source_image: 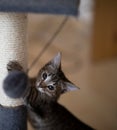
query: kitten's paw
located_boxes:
[7,61,24,72]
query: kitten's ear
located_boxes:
[62,82,80,93]
[51,52,61,68]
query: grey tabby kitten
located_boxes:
[7,53,94,130]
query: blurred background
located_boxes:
[27,0,117,129]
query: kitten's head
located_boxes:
[36,53,79,102]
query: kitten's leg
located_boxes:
[7,61,24,72]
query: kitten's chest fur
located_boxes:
[28,101,93,130]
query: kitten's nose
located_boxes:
[39,81,46,88]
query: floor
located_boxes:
[27,14,117,130]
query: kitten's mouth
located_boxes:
[36,85,51,96]
[36,85,44,91]
[36,82,45,93]
[38,88,45,93]
[36,82,40,88]
[36,81,43,89]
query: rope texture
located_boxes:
[0,13,27,107]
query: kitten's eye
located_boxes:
[48,85,54,91]
[42,72,47,80]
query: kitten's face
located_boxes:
[36,53,79,101]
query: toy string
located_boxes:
[27,16,69,73]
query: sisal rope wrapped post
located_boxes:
[0,13,27,130]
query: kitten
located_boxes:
[7,53,94,130]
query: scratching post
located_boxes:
[0,13,27,106]
[0,13,28,130]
